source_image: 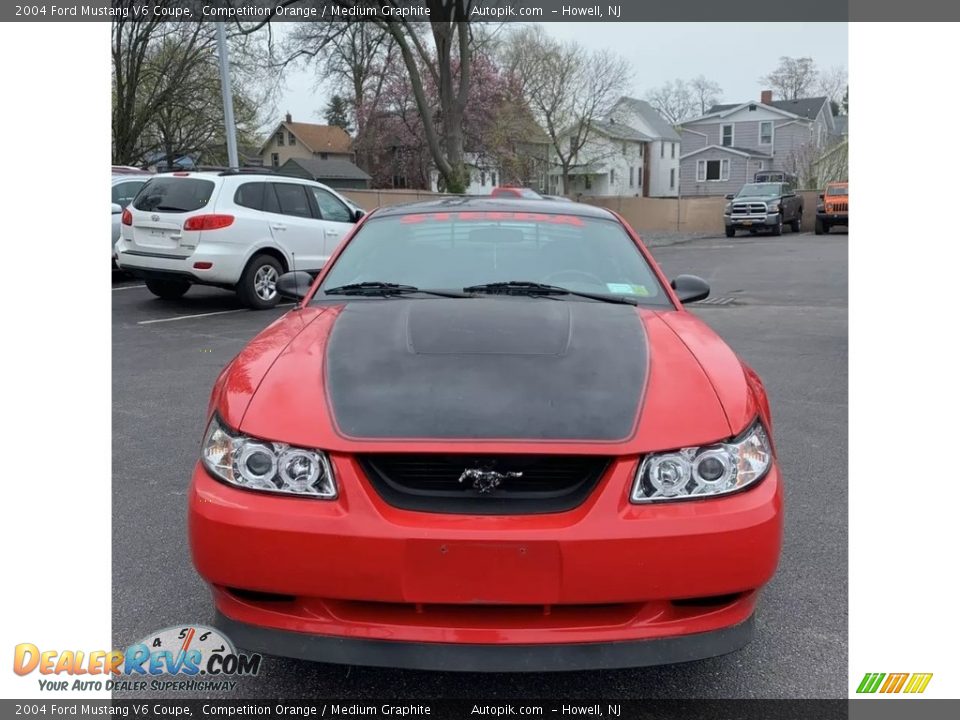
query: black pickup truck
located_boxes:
[724,179,804,237]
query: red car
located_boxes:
[189,198,783,671]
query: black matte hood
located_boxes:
[325,298,649,441]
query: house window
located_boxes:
[629,167,634,187]
[639,144,644,159]
[758,160,765,171]
[288,132,296,145]
[671,143,676,159]
[610,169,615,185]
[670,168,675,189]
[759,121,773,145]
[721,125,734,147]
[480,171,486,186]
[491,172,496,186]
[660,142,664,158]
[276,131,284,147]
[270,153,279,167]
[696,158,729,181]
[585,175,592,190]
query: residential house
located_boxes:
[678,91,838,196]
[548,97,681,198]
[259,113,356,168]
[279,157,371,189]
[429,154,507,195]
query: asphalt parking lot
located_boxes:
[112,230,847,699]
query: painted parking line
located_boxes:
[136,303,294,326]
[112,284,147,291]
[137,308,248,325]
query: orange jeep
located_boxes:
[816,181,848,234]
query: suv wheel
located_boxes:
[238,254,283,309]
[771,215,783,236]
[815,218,827,235]
[145,278,190,300]
[790,212,802,233]
[725,226,736,238]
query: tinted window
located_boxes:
[273,183,313,218]
[112,180,145,207]
[319,212,670,306]
[310,187,352,223]
[234,182,265,210]
[133,178,214,213]
[827,185,848,196]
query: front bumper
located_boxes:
[725,213,779,229]
[189,457,782,666]
[817,212,848,225]
[214,608,756,672]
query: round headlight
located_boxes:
[235,442,278,490]
[277,448,335,497]
[692,449,734,488]
[647,454,691,496]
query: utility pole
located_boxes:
[215,22,239,169]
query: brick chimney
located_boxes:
[285,112,292,123]
[760,90,773,105]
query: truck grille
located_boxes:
[732,202,767,216]
[359,454,610,515]
[827,202,848,213]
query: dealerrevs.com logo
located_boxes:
[13,624,261,693]
[856,672,933,694]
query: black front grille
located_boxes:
[359,455,610,515]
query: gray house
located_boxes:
[678,91,838,196]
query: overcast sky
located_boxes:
[272,22,848,126]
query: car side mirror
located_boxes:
[818,193,825,200]
[671,274,710,304]
[724,193,735,200]
[276,271,314,301]
[111,203,123,214]
[351,208,364,223]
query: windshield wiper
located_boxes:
[463,281,638,305]
[323,282,468,298]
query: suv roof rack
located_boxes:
[155,166,279,176]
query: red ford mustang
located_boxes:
[189,198,783,671]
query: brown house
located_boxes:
[259,113,355,168]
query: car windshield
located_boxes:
[827,185,848,196]
[737,183,781,197]
[317,211,670,306]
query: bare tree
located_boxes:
[760,56,819,101]
[689,75,722,116]
[112,4,274,166]
[645,79,696,124]
[273,2,480,193]
[503,26,631,194]
[816,65,848,111]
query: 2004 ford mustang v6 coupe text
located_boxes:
[189,198,783,671]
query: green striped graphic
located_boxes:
[856,672,886,693]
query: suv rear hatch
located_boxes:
[125,176,218,257]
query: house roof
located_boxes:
[280,157,371,182]
[594,119,653,142]
[259,121,353,155]
[612,97,682,141]
[707,96,829,121]
[680,145,773,161]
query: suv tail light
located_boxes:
[121,208,132,226]
[184,214,235,231]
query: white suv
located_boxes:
[115,171,363,308]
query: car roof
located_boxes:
[371,196,617,220]
[111,174,150,183]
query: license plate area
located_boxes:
[403,540,561,604]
